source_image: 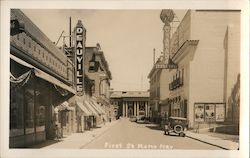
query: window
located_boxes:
[34,46,36,51]
[23,38,26,44]
[24,82,35,134]
[29,42,31,48]
[10,87,24,137]
[17,34,19,40]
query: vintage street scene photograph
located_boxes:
[9,9,240,150]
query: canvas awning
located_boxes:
[89,98,106,115]
[55,101,74,113]
[77,101,92,116]
[10,55,76,94]
[84,100,99,116]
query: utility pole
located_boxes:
[69,16,72,47]
[153,48,156,65]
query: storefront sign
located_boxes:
[194,104,204,122]
[75,21,84,95]
[215,104,225,122]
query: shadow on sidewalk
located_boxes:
[145,125,163,131]
[29,139,63,148]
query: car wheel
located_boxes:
[174,125,183,134]
[179,132,185,137]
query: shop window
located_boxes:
[10,87,24,137]
[36,87,46,132]
[24,82,35,134]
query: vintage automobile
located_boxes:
[129,116,137,122]
[164,117,188,137]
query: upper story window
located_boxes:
[23,38,25,44]
[169,68,184,91]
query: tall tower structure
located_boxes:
[160,10,175,62]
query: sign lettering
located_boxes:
[75,23,84,95]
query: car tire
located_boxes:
[174,125,183,134]
[179,132,185,137]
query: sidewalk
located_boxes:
[31,120,119,149]
[186,131,239,150]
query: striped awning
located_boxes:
[84,100,99,116]
[89,98,106,115]
[55,101,74,113]
[77,102,92,116]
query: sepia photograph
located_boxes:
[0,0,249,158]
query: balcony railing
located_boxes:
[169,77,183,91]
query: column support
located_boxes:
[122,101,125,117]
[137,101,139,116]
[133,101,136,116]
[125,102,128,117]
[145,101,148,117]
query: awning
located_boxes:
[89,98,106,115]
[84,100,99,116]
[77,102,92,116]
[55,101,74,113]
[10,55,76,94]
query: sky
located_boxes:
[22,9,186,91]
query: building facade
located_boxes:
[85,44,114,122]
[110,91,150,118]
[149,10,240,129]
[10,9,76,147]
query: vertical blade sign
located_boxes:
[75,20,85,95]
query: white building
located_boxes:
[159,10,240,128]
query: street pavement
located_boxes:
[31,118,233,150]
[83,118,222,150]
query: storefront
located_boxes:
[54,101,74,138]
[10,56,75,147]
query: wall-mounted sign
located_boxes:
[75,20,85,95]
[155,58,178,69]
[155,63,178,69]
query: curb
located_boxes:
[186,134,230,150]
[79,120,119,149]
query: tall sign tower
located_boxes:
[75,20,86,96]
[160,9,175,62]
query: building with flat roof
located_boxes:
[110,91,150,118]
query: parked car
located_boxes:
[164,117,188,137]
[136,116,145,123]
[129,116,137,122]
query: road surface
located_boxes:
[82,118,222,150]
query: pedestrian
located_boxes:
[54,124,61,140]
[103,117,106,125]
